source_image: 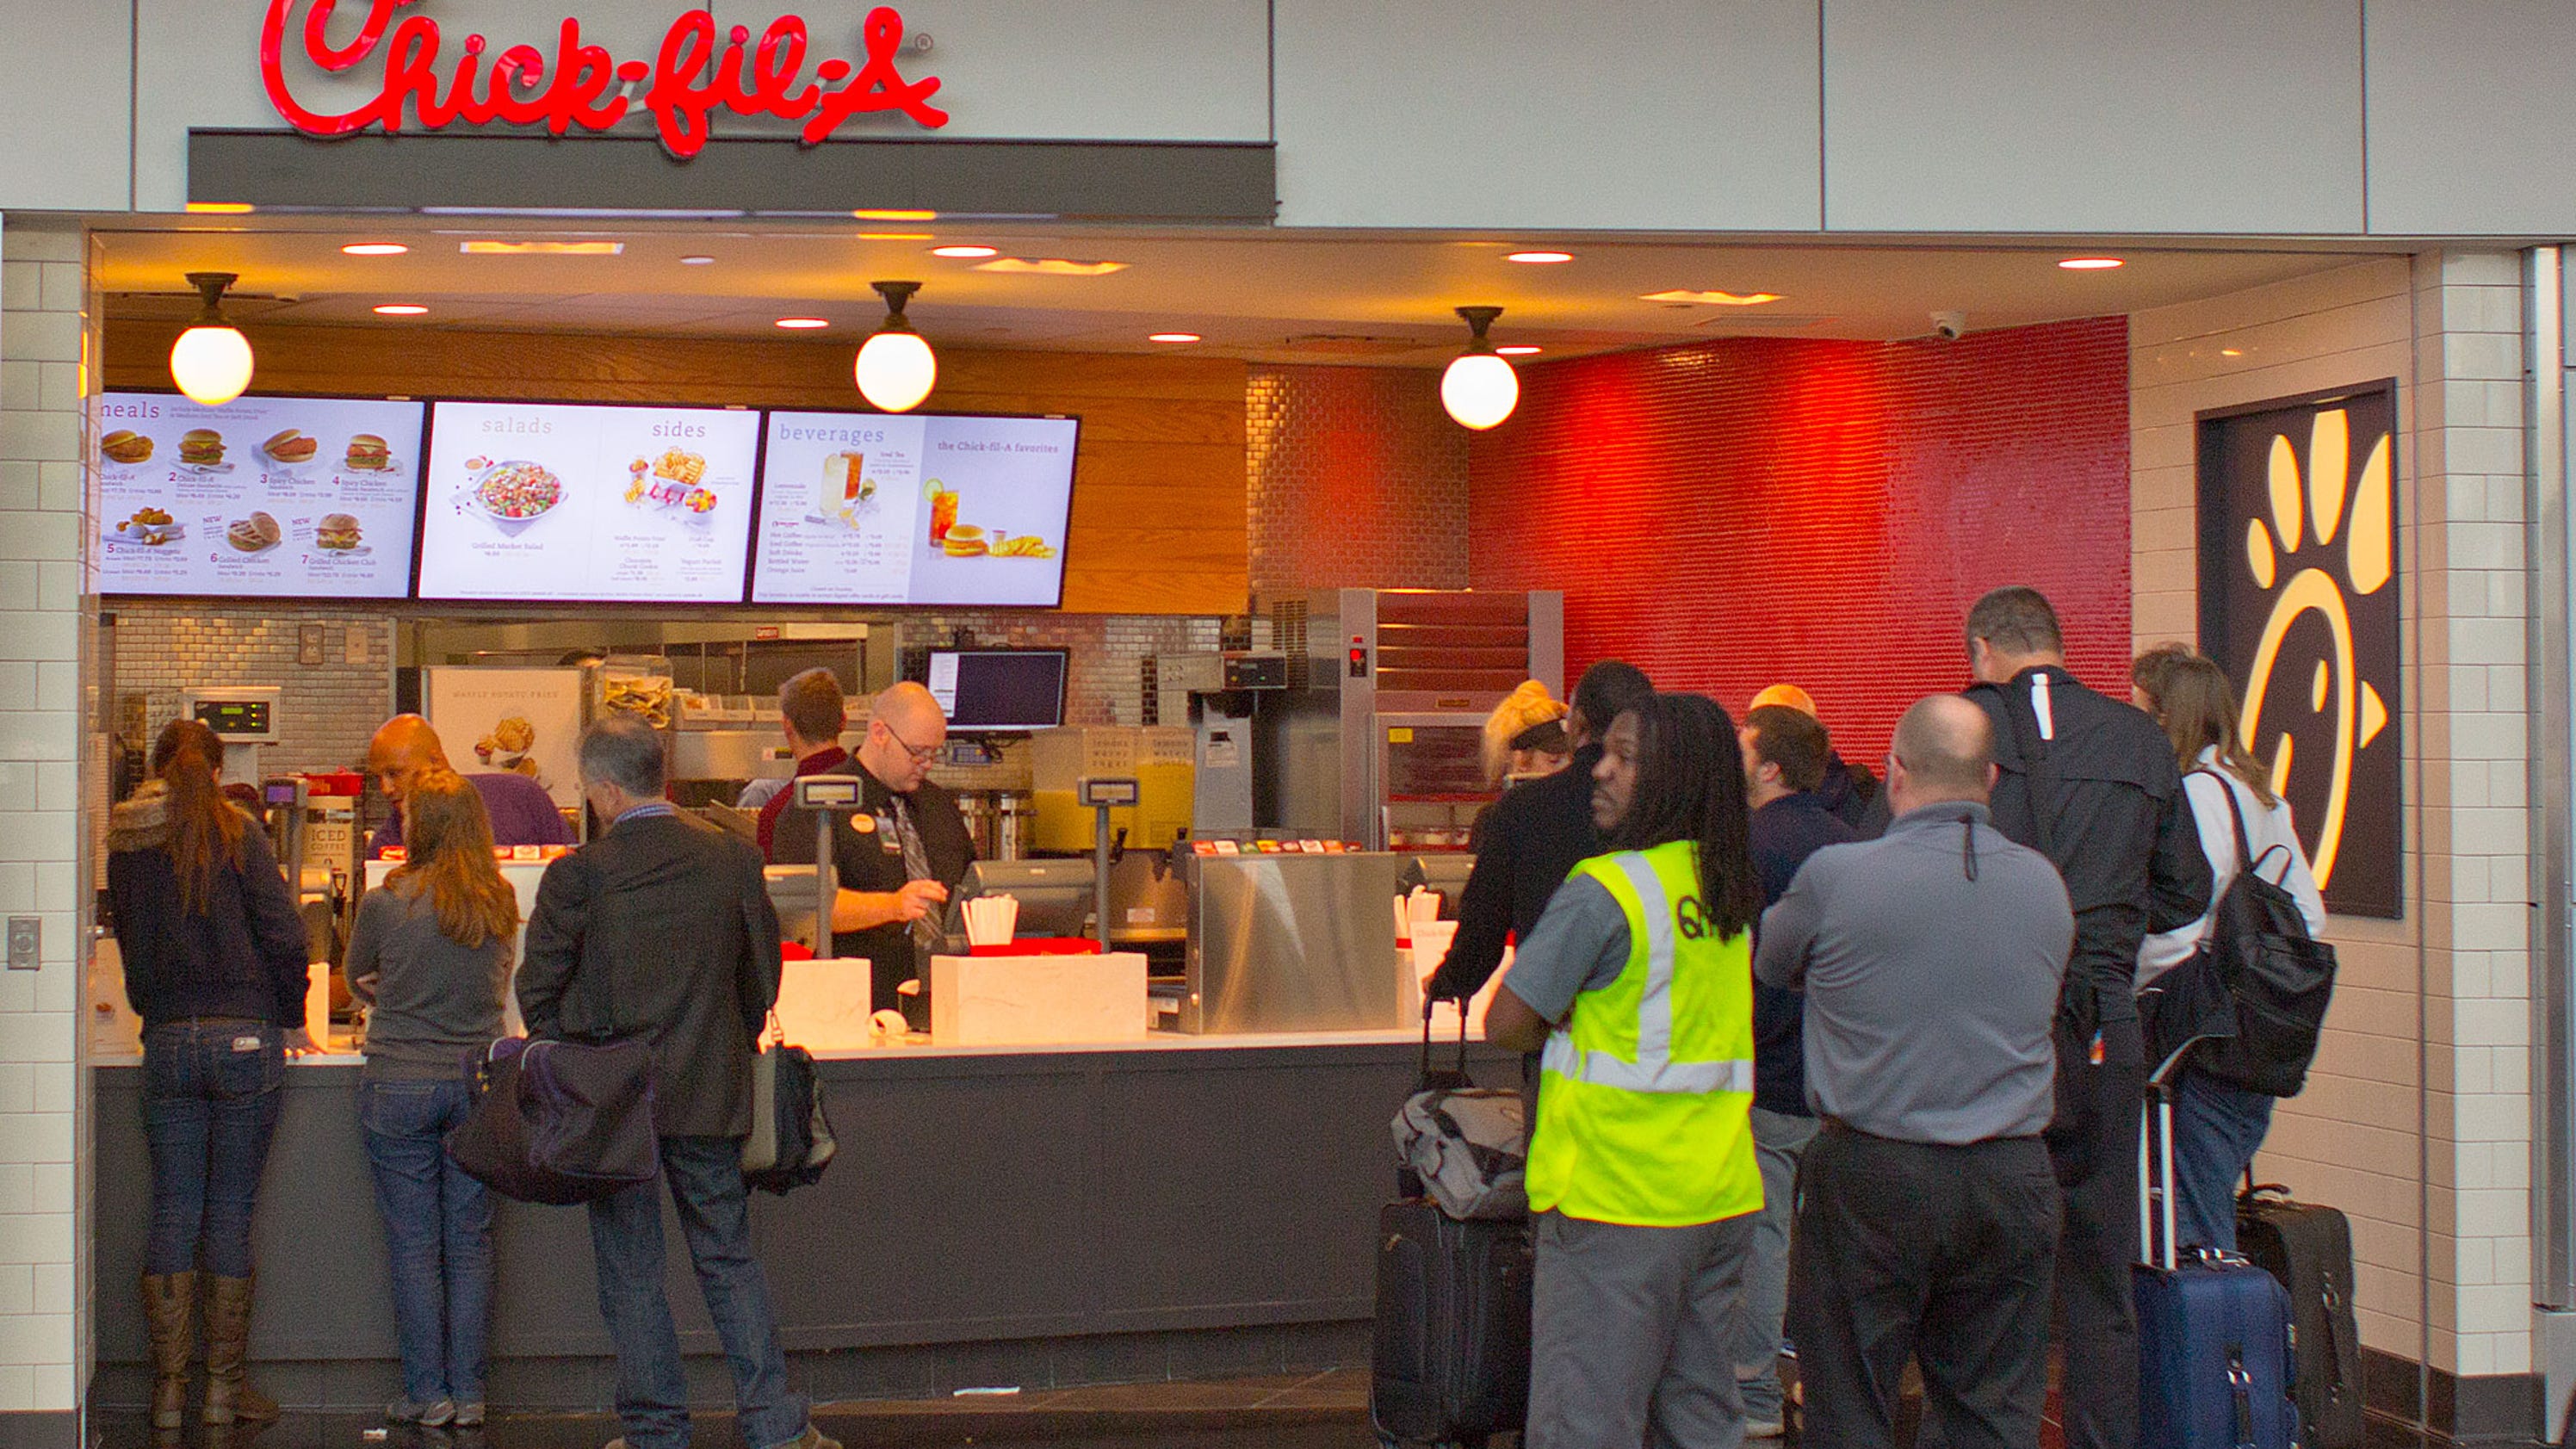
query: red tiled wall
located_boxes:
[1249,364,1472,592]
[1469,317,2131,763]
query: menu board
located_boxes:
[95,393,424,598]
[415,401,760,604]
[750,412,1079,606]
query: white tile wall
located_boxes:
[0,217,92,1413]
[2129,251,2535,1377]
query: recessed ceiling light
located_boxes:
[1495,344,1542,356]
[184,202,255,214]
[932,245,1000,259]
[854,209,938,221]
[2220,348,2244,357]
[342,242,409,257]
[972,257,1128,276]
[1148,332,1202,344]
[679,254,716,265]
[460,239,624,256]
[2058,257,2125,270]
[372,303,429,316]
[1505,251,1574,264]
[1638,289,1781,306]
[856,232,937,241]
[775,317,830,330]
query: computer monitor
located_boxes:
[924,648,1068,732]
[940,858,1097,949]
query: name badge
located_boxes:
[232,1035,262,1052]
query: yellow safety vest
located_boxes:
[1526,841,1762,1228]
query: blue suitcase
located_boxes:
[2134,1087,2298,1449]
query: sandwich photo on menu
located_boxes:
[344,433,393,471]
[101,430,153,465]
[262,429,319,465]
[177,430,226,469]
[316,514,363,551]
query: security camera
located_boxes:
[1930,311,1966,342]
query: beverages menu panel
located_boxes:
[750,412,1078,606]
[415,401,761,604]
[96,393,425,598]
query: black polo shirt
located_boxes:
[769,760,975,1012]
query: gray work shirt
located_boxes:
[1500,874,1630,1023]
[1752,802,2071,1144]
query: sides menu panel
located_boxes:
[96,393,424,598]
[417,401,760,604]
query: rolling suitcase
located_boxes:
[1371,1012,1533,1449]
[1370,1200,1533,1448]
[2239,1179,2365,1449]
[2133,1086,2298,1449]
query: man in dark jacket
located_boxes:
[771,681,975,1018]
[1957,586,2211,1449]
[1750,684,1884,834]
[1425,659,1657,1006]
[1733,704,1856,1435]
[518,717,836,1449]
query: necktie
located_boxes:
[890,795,938,964]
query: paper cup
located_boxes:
[305,962,332,1050]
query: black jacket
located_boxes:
[518,810,783,1138]
[105,783,309,1029]
[1964,666,2212,1029]
[1428,745,1605,1001]
[1749,791,1857,1118]
[1813,752,1885,835]
[769,762,975,1012]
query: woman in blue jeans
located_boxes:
[347,769,518,1429]
[107,719,315,1438]
[2133,651,2328,1250]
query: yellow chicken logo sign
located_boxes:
[2232,405,2396,893]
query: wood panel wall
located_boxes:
[102,321,1250,616]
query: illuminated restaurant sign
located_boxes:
[259,0,949,159]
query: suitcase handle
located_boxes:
[1416,1006,1472,1093]
[2139,1086,2180,1271]
[2229,1354,2256,1449]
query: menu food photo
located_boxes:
[752,412,1078,605]
[95,393,424,598]
[415,400,760,603]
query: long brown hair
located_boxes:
[151,718,245,916]
[2152,654,2280,809]
[385,770,520,949]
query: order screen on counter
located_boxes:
[95,393,426,598]
[749,411,1079,606]
[415,400,760,604]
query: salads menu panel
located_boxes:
[750,412,1078,606]
[95,393,424,598]
[415,401,761,604]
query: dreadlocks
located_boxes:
[1607,692,1762,940]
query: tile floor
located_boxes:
[84,1368,2513,1449]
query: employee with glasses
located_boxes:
[769,680,976,1019]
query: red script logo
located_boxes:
[260,0,949,159]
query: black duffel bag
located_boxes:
[445,1037,660,1204]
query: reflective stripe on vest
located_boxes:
[1541,851,1756,1095]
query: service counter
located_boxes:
[89,1028,1521,1412]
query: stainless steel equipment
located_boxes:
[1158,651,1288,833]
[1177,850,1407,1034]
[1253,589,1563,851]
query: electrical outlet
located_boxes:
[6,917,37,970]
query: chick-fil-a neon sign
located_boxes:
[260,0,949,160]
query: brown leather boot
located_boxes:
[140,1272,195,1434]
[200,1273,260,1426]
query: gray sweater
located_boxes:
[348,886,512,1081]
[1753,802,2072,1144]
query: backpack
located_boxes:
[741,1019,837,1195]
[2142,771,2338,1096]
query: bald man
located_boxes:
[363,714,575,859]
[769,682,975,1014]
[1755,696,2073,1449]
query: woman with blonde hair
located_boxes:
[2133,651,2328,1253]
[346,768,520,1429]
[1483,679,1572,788]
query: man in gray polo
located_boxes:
[1752,695,2073,1449]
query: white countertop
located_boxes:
[93,1025,1486,1067]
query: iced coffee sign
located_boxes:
[261,0,947,158]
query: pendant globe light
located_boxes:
[854,280,936,412]
[169,272,255,406]
[1440,306,1518,430]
